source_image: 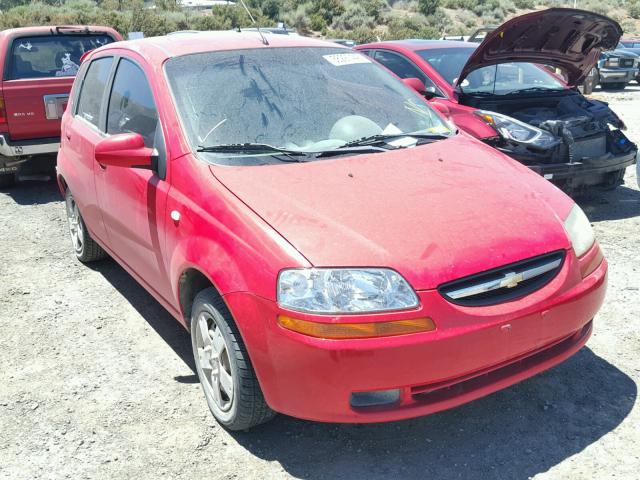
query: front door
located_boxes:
[94,57,172,303]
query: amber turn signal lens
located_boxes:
[580,246,604,278]
[277,315,435,339]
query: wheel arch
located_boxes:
[56,172,68,197]
[178,267,224,326]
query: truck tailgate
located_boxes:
[2,77,73,141]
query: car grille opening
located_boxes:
[438,250,565,307]
[619,58,635,68]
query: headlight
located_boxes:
[475,110,559,148]
[277,268,419,314]
[564,204,595,257]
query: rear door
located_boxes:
[2,32,115,141]
[63,55,115,244]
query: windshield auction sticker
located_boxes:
[323,53,371,66]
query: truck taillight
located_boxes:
[0,96,7,125]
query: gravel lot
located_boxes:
[1,86,639,480]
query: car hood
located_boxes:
[603,49,639,59]
[211,135,573,291]
[457,8,622,88]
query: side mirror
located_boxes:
[431,101,452,119]
[402,77,426,95]
[423,86,438,100]
[402,77,438,100]
[95,133,154,169]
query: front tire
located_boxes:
[64,189,107,262]
[190,288,275,431]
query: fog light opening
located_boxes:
[350,389,401,408]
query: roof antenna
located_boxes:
[239,0,269,45]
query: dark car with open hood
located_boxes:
[357,8,638,195]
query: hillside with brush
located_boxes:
[0,1,638,40]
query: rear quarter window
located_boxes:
[6,34,114,80]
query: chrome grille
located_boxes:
[438,251,565,306]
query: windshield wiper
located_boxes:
[502,87,565,96]
[341,133,449,148]
[313,145,392,158]
[196,143,310,161]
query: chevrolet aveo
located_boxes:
[57,32,607,430]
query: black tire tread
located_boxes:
[193,288,275,430]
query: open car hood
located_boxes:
[456,8,622,88]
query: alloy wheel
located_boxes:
[194,312,234,412]
[65,194,84,254]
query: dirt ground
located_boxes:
[1,86,639,480]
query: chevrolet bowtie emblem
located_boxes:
[499,271,524,289]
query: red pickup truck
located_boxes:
[0,26,121,187]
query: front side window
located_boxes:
[76,57,114,128]
[7,34,114,80]
[417,47,565,94]
[165,47,453,166]
[373,50,442,96]
[107,59,158,148]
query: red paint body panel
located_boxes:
[212,134,574,290]
[56,32,607,423]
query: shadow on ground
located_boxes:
[578,185,640,222]
[89,257,637,480]
[88,259,197,380]
[0,177,60,205]
[232,349,635,480]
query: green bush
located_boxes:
[418,0,439,16]
[332,4,375,30]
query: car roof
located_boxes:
[94,30,346,62]
[0,25,117,37]
[359,39,476,51]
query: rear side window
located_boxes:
[7,34,113,80]
[76,57,114,128]
[107,59,158,148]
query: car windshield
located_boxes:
[8,34,114,80]
[416,47,565,95]
[165,47,453,165]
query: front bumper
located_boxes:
[224,247,607,423]
[598,68,637,84]
[526,150,637,185]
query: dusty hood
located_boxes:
[211,135,573,291]
[457,8,622,88]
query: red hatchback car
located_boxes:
[57,31,607,430]
[356,9,638,195]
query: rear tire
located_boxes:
[0,173,16,189]
[64,189,107,262]
[190,288,275,431]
